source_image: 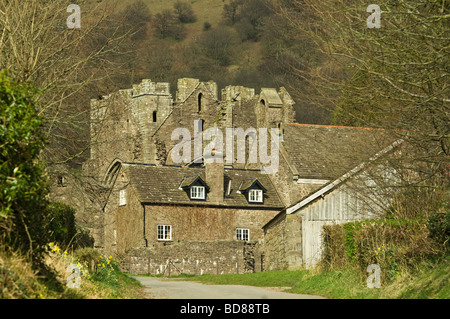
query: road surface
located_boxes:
[133,276,325,299]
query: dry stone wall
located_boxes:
[121,241,261,275]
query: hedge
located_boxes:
[322,216,447,281]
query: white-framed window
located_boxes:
[119,189,126,206]
[248,189,263,203]
[157,225,172,241]
[190,185,205,199]
[236,228,250,241]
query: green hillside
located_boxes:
[86,0,329,124]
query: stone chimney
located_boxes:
[205,148,224,205]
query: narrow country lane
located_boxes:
[133,276,326,299]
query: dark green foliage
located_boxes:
[324,218,441,283]
[0,70,45,218]
[44,202,77,249]
[0,70,84,265]
[72,227,95,249]
[235,18,259,42]
[0,70,48,260]
[321,224,347,269]
[342,222,363,263]
[427,212,450,250]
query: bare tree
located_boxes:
[0,0,131,166]
[0,0,141,243]
[276,0,449,216]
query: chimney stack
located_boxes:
[205,147,224,204]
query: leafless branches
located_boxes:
[276,0,449,216]
[0,0,132,166]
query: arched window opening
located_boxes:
[198,93,203,112]
[104,160,122,186]
[153,111,157,122]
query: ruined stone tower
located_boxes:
[85,78,295,181]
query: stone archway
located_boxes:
[103,158,123,187]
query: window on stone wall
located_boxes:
[119,189,126,206]
[236,228,250,241]
[198,93,203,112]
[157,225,172,241]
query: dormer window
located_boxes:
[249,189,263,203]
[238,177,266,204]
[179,174,209,201]
[190,185,205,200]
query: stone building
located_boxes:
[262,124,400,269]
[104,161,284,274]
[51,78,398,274]
[58,78,296,274]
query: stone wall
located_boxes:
[262,215,287,271]
[121,240,261,275]
[284,214,303,269]
[262,213,303,271]
[144,204,278,247]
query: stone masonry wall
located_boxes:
[144,205,278,247]
[121,240,261,275]
[262,216,288,271]
[263,213,303,271]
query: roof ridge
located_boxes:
[122,162,157,166]
[282,122,386,131]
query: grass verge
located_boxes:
[0,245,145,299]
[177,257,449,299]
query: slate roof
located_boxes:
[179,174,207,189]
[238,178,267,192]
[121,163,284,208]
[281,123,395,180]
[238,178,258,191]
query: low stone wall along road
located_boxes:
[133,276,326,299]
